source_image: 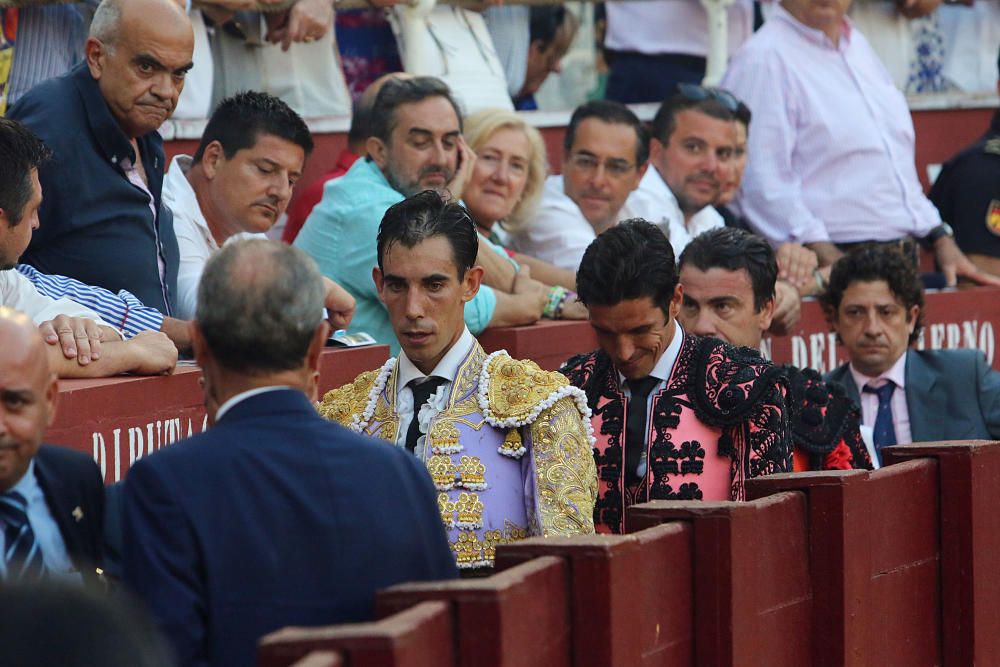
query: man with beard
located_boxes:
[296,76,544,352]
[7,0,195,316]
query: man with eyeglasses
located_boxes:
[720,0,1000,288]
[506,100,648,272]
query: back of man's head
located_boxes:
[196,239,326,375]
[0,584,173,667]
[376,190,478,279]
[368,76,463,146]
[679,228,777,311]
[651,86,746,145]
[577,218,678,313]
[193,91,313,164]
[0,119,50,226]
[563,100,649,166]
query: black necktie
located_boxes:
[863,382,898,465]
[405,377,446,453]
[0,490,45,581]
[625,376,660,486]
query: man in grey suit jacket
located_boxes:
[822,245,1000,465]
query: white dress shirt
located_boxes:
[162,155,266,320]
[848,350,912,446]
[618,322,685,478]
[605,0,754,58]
[721,5,941,246]
[214,386,294,423]
[394,327,476,458]
[506,175,597,271]
[0,461,77,581]
[620,167,725,256]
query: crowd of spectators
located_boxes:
[0,0,999,664]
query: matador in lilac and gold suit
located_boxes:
[320,338,599,570]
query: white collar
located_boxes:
[214,386,294,422]
[397,327,476,389]
[617,320,685,387]
[164,154,221,250]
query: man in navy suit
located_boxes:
[823,245,1000,465]
[0,306,104,584]
[122,239,457,667]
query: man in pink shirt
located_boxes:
[823,245,1000,465]
[721,0,998,288]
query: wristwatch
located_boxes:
[922,223,954,248]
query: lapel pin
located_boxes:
[72,506,84,522]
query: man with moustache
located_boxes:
[162,90,352,325]
[320,191,597,569]
[561,220,791,534]
[506,100,648,272]
[8,0,194,316]
[678,227,872,471]
[824,245,1000,466]
[296,76,541,351]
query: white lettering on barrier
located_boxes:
[93,414,209,477]
[790,319,997,372]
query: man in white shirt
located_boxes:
[162,91,355,325]
[721,0,997,287]
[0,118,177,378]
[507,100,648,271]
[620,85,734,257]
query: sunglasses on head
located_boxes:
[676,83,751,124]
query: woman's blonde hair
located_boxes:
[463,108,548,232]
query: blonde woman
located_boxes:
[464,109,584,319]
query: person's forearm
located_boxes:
[514,253,576,290]
[805,241,844,267]
[488,291,543,328]
[476,242,517,292]
[160,317,192,353]
[46,339,147,378]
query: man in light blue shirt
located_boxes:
[0,307,105,584]
[295,76,507,352]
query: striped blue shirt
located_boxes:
[17,264,164,339]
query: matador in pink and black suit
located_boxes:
[561,333,791,534]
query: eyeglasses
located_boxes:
[566,153,636,178]
[676,83,751,124]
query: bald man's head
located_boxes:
[0,308,58,492]
[86,0,194,138]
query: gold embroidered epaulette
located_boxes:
[318,369,380,426]
[478,350,593,431]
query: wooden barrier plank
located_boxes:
[746,459,942,667]
[288,652,342,667]
[628,493,811,667]
[477,320,597,371]
[257,601,452,667]
[884,441,1000,666]
[493,523,693,667]
[47,345,389,483]
[375,556,571,667]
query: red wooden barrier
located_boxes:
[493,524,693,667]
[883,441,1000,666]
[375,556,571,667]
[477,319,597,372]
[49,345,389,483]
[745,459,942,667]
[257,601,452,667]
[627,492,812,667]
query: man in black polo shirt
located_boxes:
[7,0,194,315]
